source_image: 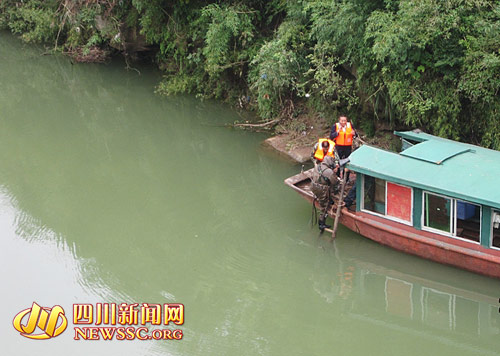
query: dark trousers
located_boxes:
[344,185,356,207]
[336,145,352,159]
[336,145,352,180]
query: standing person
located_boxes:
[329,115,357,159]
[311,138,336,164]
[311,155,339,232]
[330,115,357,181]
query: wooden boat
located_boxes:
[285,130,500,279]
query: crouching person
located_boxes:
[311,155,339,232]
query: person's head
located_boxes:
[323,155,335,169]
[321,140,330,153]
[339,116,348,127]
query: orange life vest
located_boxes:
[334,122,354,146]
[314,138,335,161]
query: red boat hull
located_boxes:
[285,169,500,279]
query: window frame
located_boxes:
[360,175,413,227]
[422,191,454,236]
[491,210,500,250]
[421,191,482,244]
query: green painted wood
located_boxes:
[356,173,362,212]
[481,207,492,248]
[413,188,422,230]
[400,140,470,164]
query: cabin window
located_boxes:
[455,200,480,243]
[492,210,500,249]
[424,193,452,233]
[363,176,386,215]
[362,176,413,224]
[423,192,481,243]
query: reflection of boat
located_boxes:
[285,130,500,279]
[346,252,500,352]
[310,236,500,353]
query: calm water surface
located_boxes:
[1,32,500,356]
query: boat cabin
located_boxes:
[347,130,500,250]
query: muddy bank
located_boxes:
[263,125,399,164]
[263,135,313,164]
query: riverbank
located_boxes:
[261,112,400,164]
[2,0,499,152]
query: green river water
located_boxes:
[1,32,500,356]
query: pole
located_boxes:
[331,169,348,241]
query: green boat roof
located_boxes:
[347,130,500,209]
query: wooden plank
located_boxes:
[331,172,348,240]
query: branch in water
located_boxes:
[233,118,279,128]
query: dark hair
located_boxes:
[321,141,330,149]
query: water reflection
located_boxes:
[309,235,500,354]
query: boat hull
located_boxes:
[285,169,500,279]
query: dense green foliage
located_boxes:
[1,0,499,148]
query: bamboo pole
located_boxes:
[331,170,348,241]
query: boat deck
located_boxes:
[285,168,356,217]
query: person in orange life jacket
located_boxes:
[329,116,357,159]
[330,116,357,181]
[311,138,336,164]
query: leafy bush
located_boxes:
[248,18,308,119]
[6,0,59,43]
[2,0,499,149]
[201,3,255,77]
